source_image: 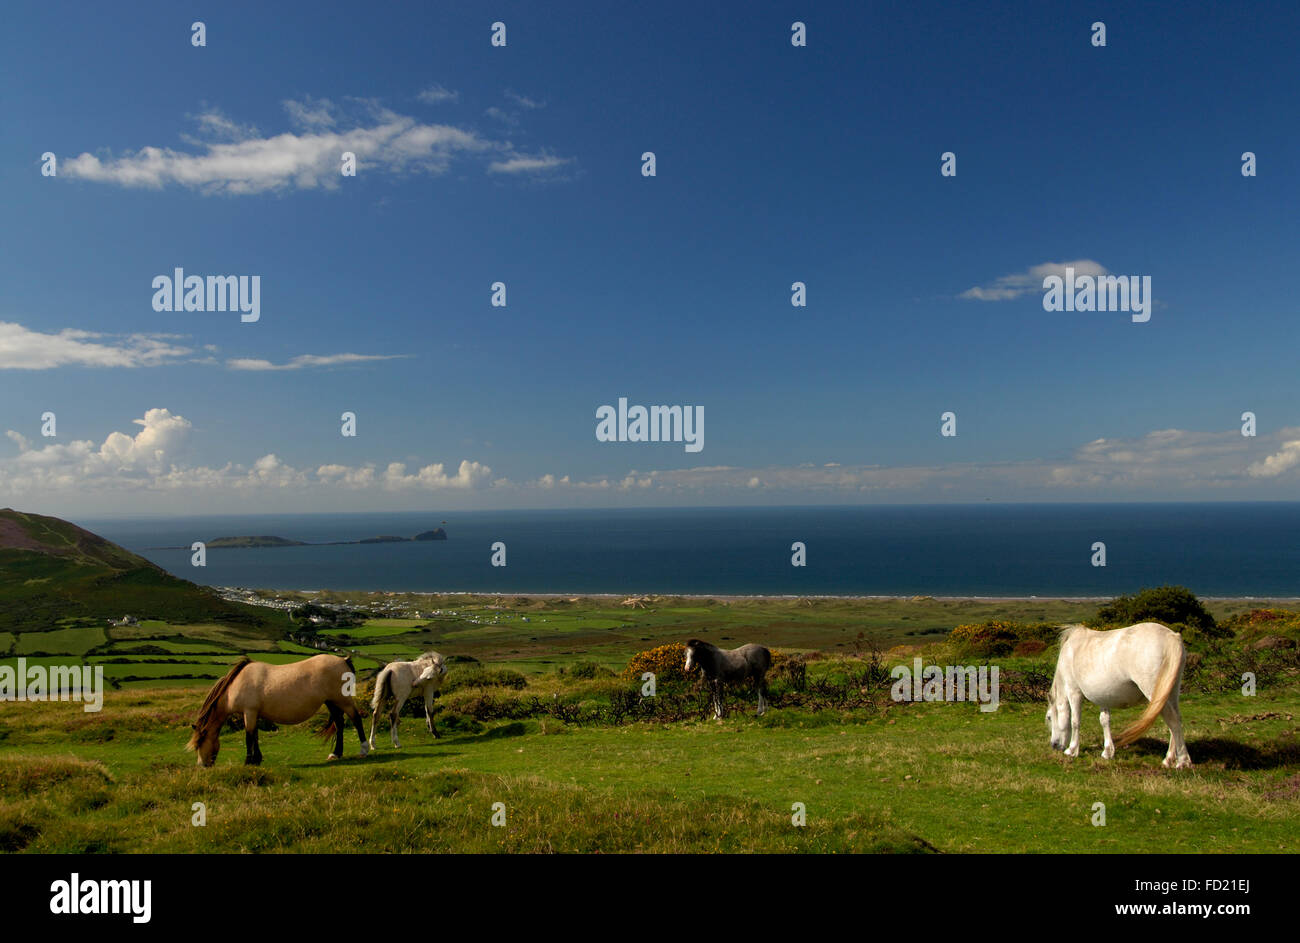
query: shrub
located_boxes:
[564,661,613,680]
[1012,639,1047,657]
[623,643,690,684]
[441,667,527,693]
[1219,608,1300,647]
[768,653,807,691]
[948,620,1056,658]
[1093,585,1224,637]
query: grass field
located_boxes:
[1,594,1298,853]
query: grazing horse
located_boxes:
[187,654,370,766]
[684,639,772,719]
[1047,622,1191,768]
[368,651,448,750]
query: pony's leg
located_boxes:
[1100,709,1115,759]
[715,681,725,720]
[346,700,369,757]
[367,696,380,750]
[424,690,440,738]
[755,678,768,716]
[391,693,406,748]
[1160,697,1192,769]
[1064,691,1083,757]
[243,709,262,765]
[326,703,346,760]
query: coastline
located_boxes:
[229,588,1300,604]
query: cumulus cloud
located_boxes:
[517,427,1300,498]
[1248,439,1300,478]
[961,260,1108,301]
[4,409,193,489]
[6,409,1296,507]
[0,409,495,498]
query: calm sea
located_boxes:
[81,504,1300,598]
[81,499,1300,595]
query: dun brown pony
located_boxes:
[187,654,370,766]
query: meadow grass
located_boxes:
[2,594,1297,853]
[1,677,1295,853]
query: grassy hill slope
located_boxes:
[0,509,273,632]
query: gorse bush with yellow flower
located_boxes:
[622,643,691,684]
[947,620,1058,658]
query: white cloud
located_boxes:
[488,153,570,174]
[62,101,495,194]
[0,322,192,369]
[1248,439,1300,478]
[501,91,543,109]
[186,108,260,142]
[382,460,493,490]
[0,409,495,498]
[226,353,408,371]
[516,427,1299,498]
[6,409,1295,507]
[417,85,459,105]
[282,96,337,130]
[504,90,544,109]
[961,260,1108,301]
[1,321,408,373]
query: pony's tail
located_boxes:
[187,657,252,751]
[321,657,363,741]
[1116,636,1184,749]
[371,665,392,712]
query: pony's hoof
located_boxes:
[327,753,339,761]
[359,744,371,758]
[1102,748,1115,759]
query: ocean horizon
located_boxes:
[79,503,1300,598]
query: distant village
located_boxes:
[213,586,536,636]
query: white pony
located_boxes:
[368,651,448,750]
[1047,622,1191,768]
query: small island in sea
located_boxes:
[207,536,309,548]
[159,527,447,550]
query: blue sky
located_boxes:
[2,0,1298,515]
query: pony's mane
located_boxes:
[187,657,252,750]
[1057,624,1089,644]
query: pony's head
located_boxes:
[187,657,250,767]
[422,651,447,676]
[188,721,221,767]
[684,639,702,673]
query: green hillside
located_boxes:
[0,509,273,632]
